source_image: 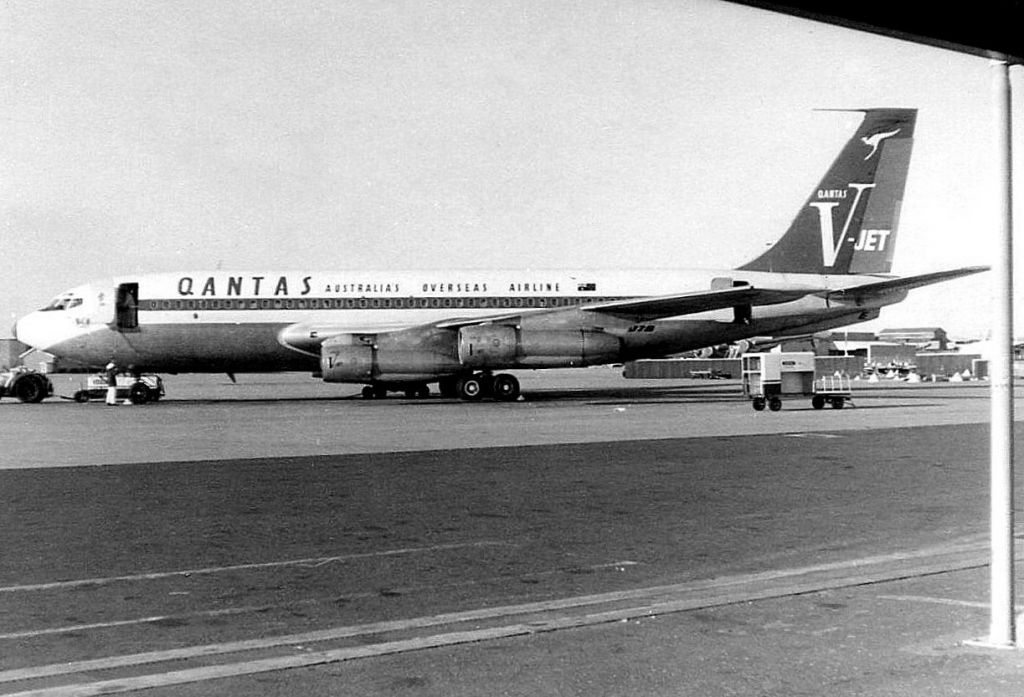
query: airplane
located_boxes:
[14,108,986,402]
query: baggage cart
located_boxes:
[742,352,850,411]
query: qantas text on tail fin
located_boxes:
[14,108,986,401]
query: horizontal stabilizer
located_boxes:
[828,266,988,299]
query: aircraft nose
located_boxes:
[12,312,46,351]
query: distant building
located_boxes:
[0,340,65,372]
[823,331,877,343]
[0,339,30,370]
[876,327,948,351]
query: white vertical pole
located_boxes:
[987,58,1016,648]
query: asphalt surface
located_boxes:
[1,372,1023,695]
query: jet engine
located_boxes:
[458,325,621,369]
[319,331,461,383]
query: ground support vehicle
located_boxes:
[810,375,852,410]
[71,374,165,405]
[742,352,850,411]
[0,367,54,403]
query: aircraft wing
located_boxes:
[580,285,823,321]
[827,266,988,299]
[433,285,822,329]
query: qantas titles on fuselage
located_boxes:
[175,275,566,297]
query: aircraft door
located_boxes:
[115,283,140,331]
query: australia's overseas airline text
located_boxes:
[176,276,565,297]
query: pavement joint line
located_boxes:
[0,539,996,692]
[0,541,510,594]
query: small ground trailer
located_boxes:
[70,374,165,405]
[810,374,853,409]
[741,352,851,411]
[0,367,54,403]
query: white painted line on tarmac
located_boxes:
[0,613,669,697]
[0,540,993,694]
[0,559,638,642]
[0,540,510,594]
[877,594,1024,611]
[0,604,290,641]
[0,560,647,684]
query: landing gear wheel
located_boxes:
[457,376,484,401]
[768,397,782,412]
[831,398,845,409]
[811,395,825,410]
[752,397,766,411]
[404,384,430,399]
[129,383,150,405]
[361,385,382,400]
[492,374,520,401]
[74,391,89,403]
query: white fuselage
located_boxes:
[14,268,895,377]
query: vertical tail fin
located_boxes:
[738,108,916,275]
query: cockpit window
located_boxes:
[40,295,83,312]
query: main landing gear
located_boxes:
[361,373,521,402]
[443,373,520,402]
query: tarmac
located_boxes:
[166,562,1024,697]
[1,370,1023,696]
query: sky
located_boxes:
[2,0,1021,340]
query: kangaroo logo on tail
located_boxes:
[861,128,901,160]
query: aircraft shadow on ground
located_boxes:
[36,380,990,407]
